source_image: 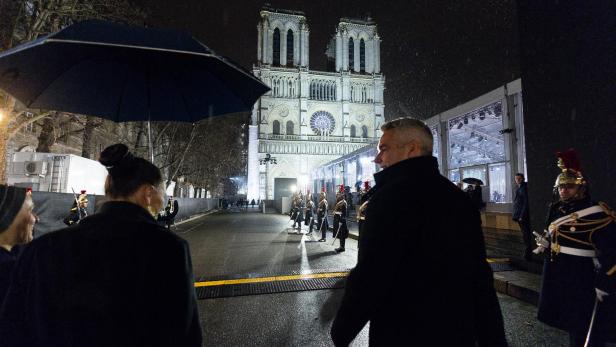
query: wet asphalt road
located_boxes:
[175,208,567,346]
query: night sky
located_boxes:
[133,0,520,119]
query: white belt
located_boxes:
[334,212,342,215]
[553,244,596,257]
[551,205,604,229]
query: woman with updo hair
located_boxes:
[0,144,202,347]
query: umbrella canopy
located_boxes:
[462,177,484,185]
[0,20,269,122]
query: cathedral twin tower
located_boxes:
[247,6,385,201]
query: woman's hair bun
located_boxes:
[99,143,132,168]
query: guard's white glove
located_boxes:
[532,231,549,254]
[596,288,609,302]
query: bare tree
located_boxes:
[0,0,146,181]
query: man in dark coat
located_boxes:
[512,173,533,260]
[535,149,616,346]
[0,201,202,346]
[331,117,506,346]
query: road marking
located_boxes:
[194,272,350,287]
[487,258,509,263]
[194,258,510,288]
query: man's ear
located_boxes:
[406,140,419,157]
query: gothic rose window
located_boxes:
[310,111,335,135]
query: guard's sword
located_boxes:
[583,297,599,347]
[331,216,343,246]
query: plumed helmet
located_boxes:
[554,149,586,188]
[336,184,345,199]
[363,181,371,191]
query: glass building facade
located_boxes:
[313,79,525,213]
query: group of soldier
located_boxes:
[288,182,373,253]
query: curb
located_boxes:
[493,277,539,306]
[175,209,219,226]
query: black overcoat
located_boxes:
[331,156,506,346]
[512,182,529,221]
[0,201,202,347]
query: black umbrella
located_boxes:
[462,177,484,185]
[0,20,270,161]
[0,20,269,122]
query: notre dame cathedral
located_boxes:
[247,6,385,201]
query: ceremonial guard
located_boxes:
[314,190,329,242]
[63,190,88,226]
[158,196,179,230]
[304,194,315,234]
[333,185,349,252]
[534,149,616,346]
[292,193,304,231]
[357,181,374,235]
[290,193,299,223]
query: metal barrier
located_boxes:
[30,191,217,237]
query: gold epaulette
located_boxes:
[599,201,616,221]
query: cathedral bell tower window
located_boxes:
[273,120,281,134]
[287,29,294,67]
[348,37,354,71]
[273,28,281,66]
[360,39,366,73]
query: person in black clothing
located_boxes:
[512,173,533,260]
[0,186,36,302]
[534,149,616,346]
[357,181,373,235]
[0,144,202,347]
[313,191,329,241]
[304,194,314,235]
[331,117,506,346]
[332,186,349,253]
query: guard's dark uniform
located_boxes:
[63,206,87,226]
[357,184,374,235]
[538,199,616,343]
[292,198,304,230]
[304,199,314,229]
[333,195,348,252]
[314,193,329,241]
[535,149,616,345]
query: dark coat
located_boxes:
[537,198,616,340]
[331,156,506,346]
[0,201,202,347]
[333,200,349,240]
[0,246,21,303]
[512,182,529,221]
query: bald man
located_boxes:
[331,117,506,346]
